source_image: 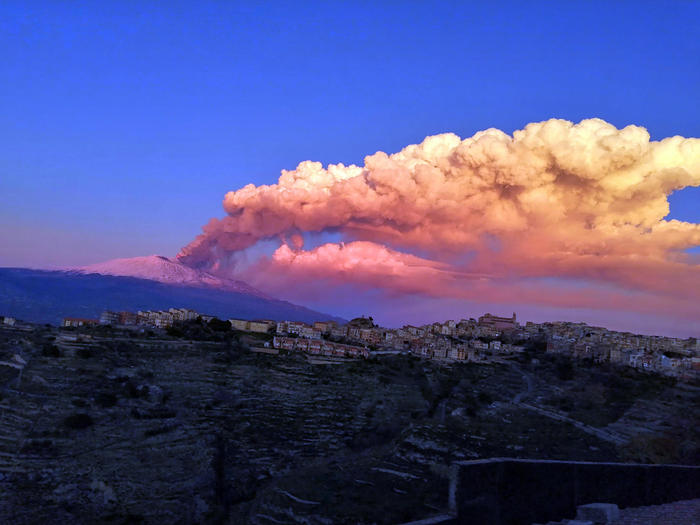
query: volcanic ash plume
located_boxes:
[178,118,700,314]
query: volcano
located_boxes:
[76,255,264,296]
[0,256,344,325]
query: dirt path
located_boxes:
[506,361,627,446]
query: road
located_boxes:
[506,360,627,446]
[510,363,534,404]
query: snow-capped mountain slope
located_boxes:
[0,267,345,325]
[76,255,265,297]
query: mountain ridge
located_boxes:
[0,267,344,326]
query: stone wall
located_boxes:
[449,458,700,525]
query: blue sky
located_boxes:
[1,0,698,268]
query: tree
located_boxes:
[208,318,232,332]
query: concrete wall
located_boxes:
[450,458,700,525]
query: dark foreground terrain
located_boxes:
[0,323,697,524]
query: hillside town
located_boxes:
[51,308,700,380]
[1,307,699,523]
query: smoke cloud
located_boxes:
[178,118,700,324]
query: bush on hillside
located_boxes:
[64,413,94,429]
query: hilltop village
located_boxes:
[48,308,700,381]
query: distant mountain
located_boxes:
[0,267,344,326]
[75,255,264,297]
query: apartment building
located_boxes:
[478,312,518,331]
[62,317,99,328]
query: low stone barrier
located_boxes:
[449,458,700,525]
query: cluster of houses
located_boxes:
[56,307,700,378]
[63,308,210,329]
[229,319,276,334]
[127,308,210,328]
[373,314,526,360]
[61,317,99,328]
[272,336,369,359]
[539,321,700,379]
[235,313,699,377]
[0,316,16,326]
[241,313,526,363]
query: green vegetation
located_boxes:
[207,317,232,332]
[95,392,118,408]
[166,318,238,342]
[1,323,697,525]
[63,413,94,429]
[41,343,60,357]
[76,347,93,358]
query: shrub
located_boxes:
[478,391,493,404]
[64,413,94,429]
[161,390,171,404]
[420,383,435,404]
[555,358,574,380]
[555,395,574,412]
[144,425,177,437]
[166,325,184,337]
[621,434,683,464]
[141,408,176,419]
[42,344,60,357]
[77,347,93,359]
[95,392,118,408]
[124,380,149,399]
[208,318,232,332]
[20,439,55,456]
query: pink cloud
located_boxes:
[237,241,697,324]
[178,118,700,332]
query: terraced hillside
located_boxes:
[0,324,696,524]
